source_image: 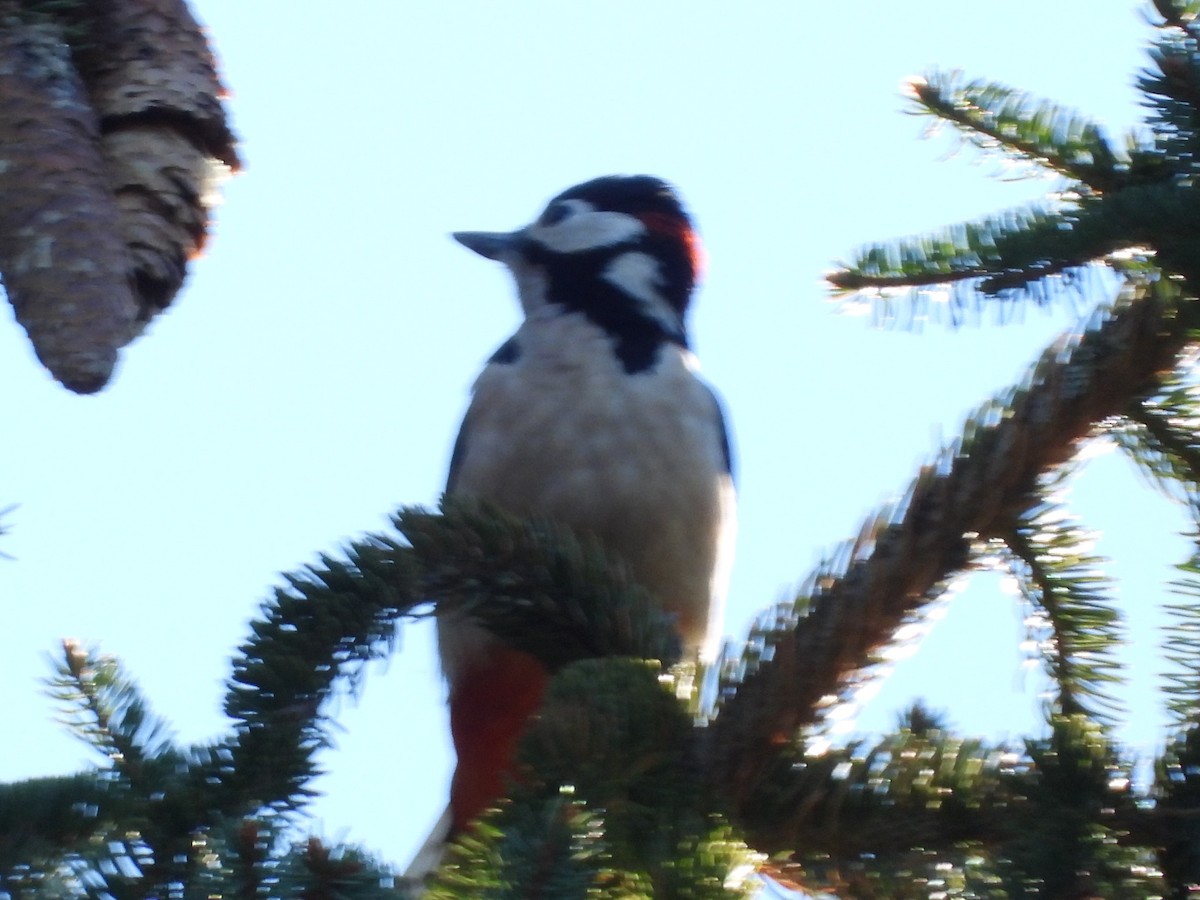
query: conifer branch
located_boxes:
[1000,715,1141,898]
[829,204,1070,291]
[427,658,753,896]
[1113,378,1200,724]
[40,642,235,894]
[221,531,417,812]
[827,198,1138,304]
[742,715,1160,897]
[1002,505,1124,725]
[1140,9,1200,172]
[0,773,127,873]
[46,640,177,789]
[1117,379,1200,505]
[398,499,682,669]
[910,73,1125,191]
[292,837,389,900]
[219,818,274,899]
[1165,557,1200,723]
[736,730,1015,863]
[710,281,1197,816]
[1148,0,1200,29]
[833,9,1200,309]
[219,499,680,816]
[1154,726,1200,893]
[831,178,1200,303]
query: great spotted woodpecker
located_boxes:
[437,174,736,839]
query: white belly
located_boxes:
[442,315,734,677]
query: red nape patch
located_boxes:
[638,211,707,284]
[447,647,549,833]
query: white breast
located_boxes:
[442,312,735,676]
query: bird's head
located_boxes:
[453,175,704,362]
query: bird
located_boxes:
[429,174,736,855]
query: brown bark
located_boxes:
[66,0,238,168]
[0,15,137,393]
[66,0,241,322]
[0,1,239,391]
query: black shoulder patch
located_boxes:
[487,337,521,365]
[614,332,663,375]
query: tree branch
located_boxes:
[710,282,1197,817]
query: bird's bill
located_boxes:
[452,230,521,261]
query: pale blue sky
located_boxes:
[0,0,1180,874]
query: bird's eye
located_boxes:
[540,202,574,226]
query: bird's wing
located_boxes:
[704,382,735,480]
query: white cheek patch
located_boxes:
[529,209,647,254]
[602,251,683,335]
